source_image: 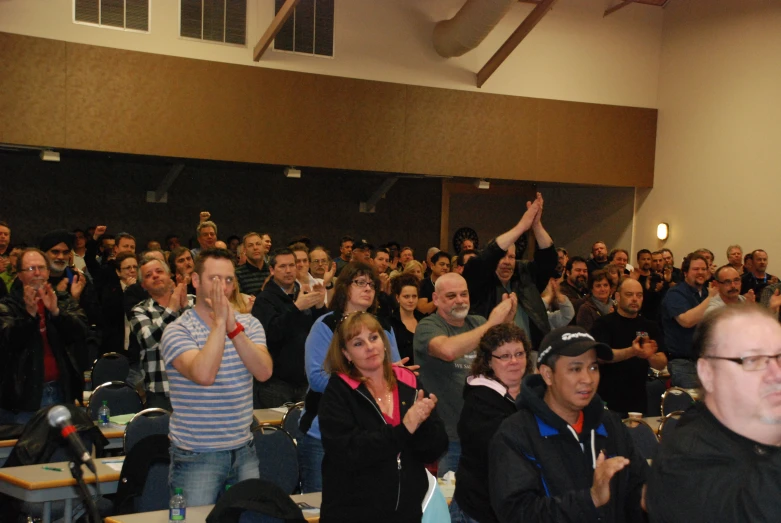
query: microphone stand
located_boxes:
[67,460,101,523]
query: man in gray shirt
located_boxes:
[413,272,517,477]
[705,265,752,317]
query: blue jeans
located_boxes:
[169,440,259,507]
[126,362,143,389]
[298,434,324,493]
[668,359,699,389]
[0,381,64,425]
[449,498,482,523]
[437,440,461,478]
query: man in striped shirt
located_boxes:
[161,248,273,506]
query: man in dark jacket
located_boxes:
[463,192,557,350]
[252,248,327,408]
[0,248,88,424]
[489,326,647,523]
[647,305,781,522]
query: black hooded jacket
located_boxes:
[489,374,648,523]
[0,280,89,412]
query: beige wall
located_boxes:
[0,0,663,108]
[634,0,781,270]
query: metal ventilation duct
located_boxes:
[433,0,517,58]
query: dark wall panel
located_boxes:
[0,152,440,259]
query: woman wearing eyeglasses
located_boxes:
[449,323,533,523]
[300,262,403,493]
[318,312,447,523]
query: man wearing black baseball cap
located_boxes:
[489,326,648,522]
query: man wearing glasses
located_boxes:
[0,248,88,424]
[705,265,754,317]
[647,304,781,521]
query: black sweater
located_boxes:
[647,402,781,522]
[453,377,518,523]
[252,282,326,386]
[318,367,448,523]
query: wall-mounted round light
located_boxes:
[657,223,669,241]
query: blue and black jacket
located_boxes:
[489,374,648,523]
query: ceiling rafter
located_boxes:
[477,0,558,88]
[253,0,301,61]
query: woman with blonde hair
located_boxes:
[318,312,448,523]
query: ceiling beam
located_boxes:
[604,0,634,17]
[476,0,557,88]
[253,0,300,61]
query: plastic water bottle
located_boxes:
[98,400,110,426]
[169,488,186,522]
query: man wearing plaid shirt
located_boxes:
[129,255,194,410]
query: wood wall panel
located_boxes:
[536,100,657,186]
[404,86,539,180]
[0,33,66,147]
[0,32,658,188]
[248,71,406,173]
[66,44,258,161]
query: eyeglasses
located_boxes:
[703,354,781,371]
[491,351,526,362]
[718,278,742,285]
[352,280,376,290]
[21,265,49,273]
[311,259,328,265]
[122,265,139,272]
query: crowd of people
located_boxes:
[1,190,780,522]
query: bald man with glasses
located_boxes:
[647,304,781,522]
[704,265,754,317]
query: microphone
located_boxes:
[47,405,97,474]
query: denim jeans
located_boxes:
[126,362,143,389]
[449,498,482,523]
[437,440,461,478]
[169,440,259,507]
[297,434,324,493]
[668,359,699,389]
[0,381,64,425]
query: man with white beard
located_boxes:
[40,229,100,325]
[413,272,518,477]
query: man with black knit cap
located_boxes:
[490,326,648,523]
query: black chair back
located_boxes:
[89,381,143,421]
[659,411,684,441]
[622,418,659,461]
[661,387,695,416]
[124,408,170,453]
[282,403,304,442]
[91,352,130,389]
[253,426,300,494]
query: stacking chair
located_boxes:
[658,410,684,441]
[123,408,171,453]
[660,387,695,416]
[282,402,305,442]
[621,418,660,461]
[253,425,300,494]
[88,381,143,421]
[91,352,130,389]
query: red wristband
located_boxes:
[227,322,244,340]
